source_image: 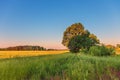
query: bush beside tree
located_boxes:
[88,45,115,56]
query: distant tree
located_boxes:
[62,23,99,47]
[1,45,46,51]
[105,45,115,49]
[116,44,120,48]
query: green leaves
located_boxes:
[68,33,99,53]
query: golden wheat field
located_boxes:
[116,48,120,54]
[0,50,69,59]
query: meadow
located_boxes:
[0,52,120,80]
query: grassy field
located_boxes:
[0,51,68,59]
[0,52,120,80]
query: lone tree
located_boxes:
[62,23,99,53]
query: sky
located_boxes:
[0,0,120,49]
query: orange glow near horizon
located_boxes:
[0,41,67,49]
[100,38,120,46]
[0,38,120,49]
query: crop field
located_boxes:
[0,50,68,59]
[116,48,120,54]
[0,49,119,59]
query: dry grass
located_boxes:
[0,50,69,59]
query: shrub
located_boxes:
[89,45,115,56]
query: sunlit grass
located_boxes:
[0,50,69,59]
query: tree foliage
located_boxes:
[68,35,82,53]
[68,34,99,53]
[62,23,99,53]
[62,23,99,47]
[62,23,84,47]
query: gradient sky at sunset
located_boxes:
[0,0,120,49]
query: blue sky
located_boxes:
[0,0,120,49]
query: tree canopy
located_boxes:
[62,23,100,52]
[62,23,85,47]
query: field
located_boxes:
[116,48,120,54]
[0,52,120,80]
[0,51,68,59]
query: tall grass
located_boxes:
[0,53,120,80]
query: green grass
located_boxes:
[0,52,120,80]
